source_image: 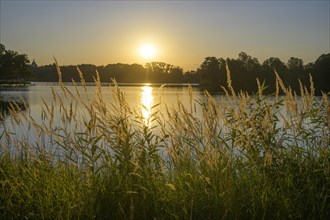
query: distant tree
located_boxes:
[262,57,287,74]
[287,57,303,70]
[304,62,314,72]
[311,53,330,94]
[24,48,329,94]
[261,57,287,92]
[32,64,57,82]
[238,52,261,72]
[0,43,5,55]
[78,64,98,82]
[197,57,225,91]
[0,43,32,82]
[0,44,5,77]
[31,59,38,68]
[286,57,307,91]
[183,70,199,83]
[198,57,218,83]
[126,63,146,83]
[169,66,184,83]
[15,54,33,81]
[227,52,261,92]
[145,62,183,83]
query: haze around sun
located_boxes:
[139,44,156,60]
[0,1,328,70]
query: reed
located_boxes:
[0,64,329,219]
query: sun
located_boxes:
[139,44,156,60]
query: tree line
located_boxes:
[1,43,329,94]
[0,43,33,83]
[31,52,329,94]
[197,52,329,94]
[31,62,193,84]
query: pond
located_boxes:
[0,83,227,146]
[0,82,327,157]
[0,82,210,122]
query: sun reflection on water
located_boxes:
[141,85,153,127]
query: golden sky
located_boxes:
[1,1,329,71]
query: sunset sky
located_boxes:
[1,0,329,71]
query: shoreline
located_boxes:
[0,80,31,87]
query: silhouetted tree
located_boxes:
[238,52,261,73]
[145,62,183,83]
[131,64,146,82]
[0,44,5,55]
[183,70,199,83]
[0,44,32,82]
[287,57,303,70]
[25,49,329,95]
[262,57,287,74]
[223,53,257,92]
[286,57,307,91]
[261,57,287,92]
[197,57,226,91]
[311,53,330,94]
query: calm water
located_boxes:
[1,83,326,154]
[0,83,226,145]
[0,83,209,122]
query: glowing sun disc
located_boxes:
[140,44,156,59]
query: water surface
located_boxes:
[0,83,218,144]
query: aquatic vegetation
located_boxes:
[0,64,329,219]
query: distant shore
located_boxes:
[0,80,31,89]
[0,80,31,86]
[30,81,199,87]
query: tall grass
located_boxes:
[0,64,329,219]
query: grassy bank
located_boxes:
[0,65,329,219]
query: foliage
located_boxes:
[197,52,329,95]
[145,62,184,83]
[28,51,330,94]
[32,62,185,84]
[0,64,329,219]
[0,43,33,82]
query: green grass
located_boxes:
[0,64,329,219]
